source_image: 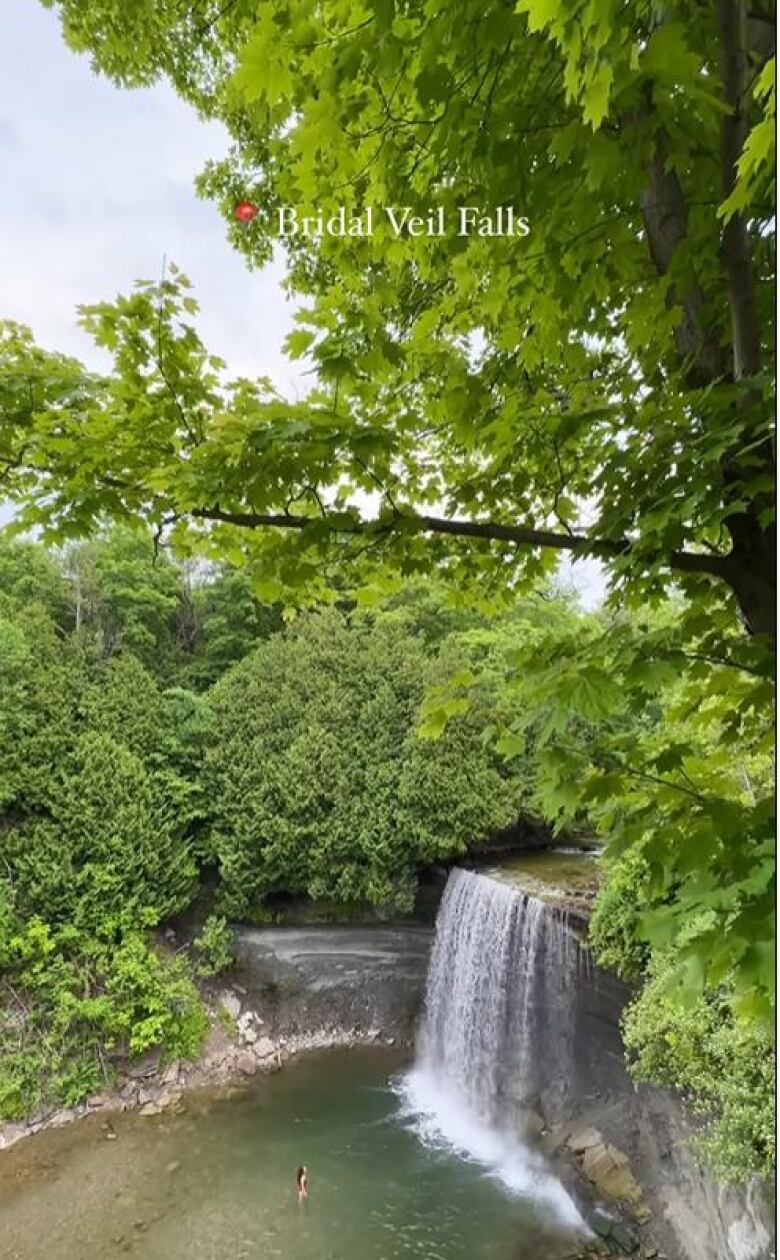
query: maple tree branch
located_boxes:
[190,504,731,582]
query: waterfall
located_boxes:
[419,867,582,1118]
[396,867,586,1230]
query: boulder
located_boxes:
[254,1037,277,1060]
[89,1090,117,1110]
[156,1089,181,1111]
[220,991,241,1020]
[581,1141,643,1203]
[161,1063,180,1086]
[49,1108,74,1128]
[568,1126,604,1154]
[0,1123,28,1150]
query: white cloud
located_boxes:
[0,0,301,389]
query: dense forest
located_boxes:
[0,530,772,1182]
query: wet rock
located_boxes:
[166,1160,180,1174]
[587,1207,640,1253]
[540,1123,568,1156]
[520,1109,545,1139]
[139,1101,162,1117]
[236,1052,257,1075]
[610,1221,639,1252]
[254,1037,276,1060]
[591,1209,618,1239]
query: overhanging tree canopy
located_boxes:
[0,0,772,640]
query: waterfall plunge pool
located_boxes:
[1,1047,587,1260]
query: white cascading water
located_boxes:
[397,867,586,1229]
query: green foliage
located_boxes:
[623,956,775,1184]
[589,852,651,982]
[4,4,776,1168]
[204,609,521,913]
[180,568,284,690]
[8,729,196,933]
[0,921,206,1120]
[192,915,234,978]
[0,542,213,1119]
[61,531,183,674]
[8,1,775,641]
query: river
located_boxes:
[0,1047,585,1259]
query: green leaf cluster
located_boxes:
[204,607,522,913]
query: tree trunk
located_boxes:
[722,516,776,639]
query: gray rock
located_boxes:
[220,991,241,1019]
[0,1123,29,1150]
[236,1052,257,1075]
[156,1089,180,1111]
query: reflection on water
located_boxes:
[0,1049,583,1260]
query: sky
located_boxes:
[0,0,605,604]
[0,0,300,385]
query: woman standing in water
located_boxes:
[296,1165,309,1203]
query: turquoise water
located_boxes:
[0,1049,585,1259]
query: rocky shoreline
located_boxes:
[0,982,403,1155]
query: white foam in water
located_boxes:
[395,1066,584,1228]
[396,867,587,1231]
